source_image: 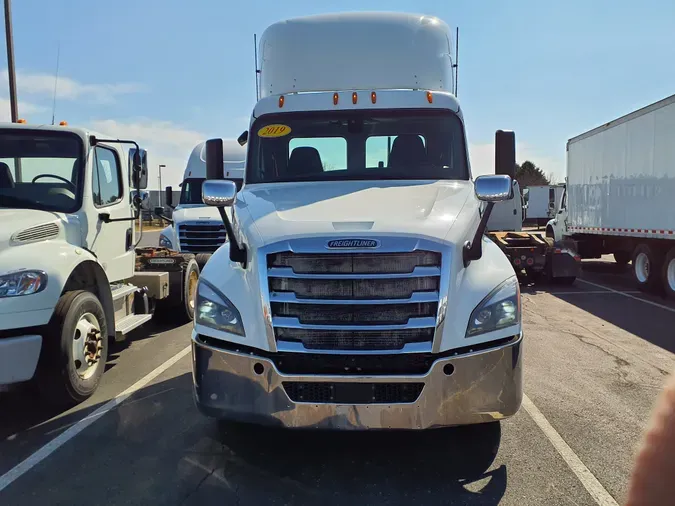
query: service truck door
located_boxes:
[86,144,135,282]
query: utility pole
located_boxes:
[158,164,166,207]
[4,0,18,122]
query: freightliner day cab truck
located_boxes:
[157,139,245,269]
[192,13,523,435]
[0,123,199,405]
[547,93,675,296]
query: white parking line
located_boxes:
[0,345,191,493]
[522,394,619,506]
[578,278,675,314]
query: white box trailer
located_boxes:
[547,93,675,296]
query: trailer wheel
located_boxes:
[613,251,631,266]
[155,257,199,323]
[37,290,108,406]
[632,244,663,292]
[662,248,675,299]
[195,253,212,271]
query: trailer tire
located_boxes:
[632,243,663,292]
[36,290,108,406]
[661,248,675,299]
[613,251,631,266]
[154,257,199,323]
[195,253,212,271]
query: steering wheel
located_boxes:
[32,174,76,190]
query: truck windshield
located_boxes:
[0,130,84,213]
[247,109,468,184]
[180,177,244,205]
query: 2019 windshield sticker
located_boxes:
[258,124,292,138]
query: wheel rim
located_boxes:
[667,257,675,292]
[635,252,650,283]
[188,270,199,311]
[72,312,103,380]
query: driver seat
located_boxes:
[0,162,14,188]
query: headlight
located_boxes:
[466,276,520,337]
[0,270,48,298]
[159,233,173,249]
[195,280,245,336]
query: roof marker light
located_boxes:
[333,93,339,105]
[371,91,377,104]
[352,92,358,105]
[426,91,433,104]
[17,118,26,124]
[59,120,68,126]
[278,95,285,108]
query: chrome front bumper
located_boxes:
[192,333,523,430]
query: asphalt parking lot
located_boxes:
[1,252,674,505]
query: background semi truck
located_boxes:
[157,139,245,268]
[191,12,524,438]
[547,93,675,296]
[0,124,198,405]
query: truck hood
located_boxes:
[0,208,65,249]
[236,180,477,247]
[172,205,223,222]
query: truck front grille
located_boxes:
[282,381,424,404]
[267,250,441,352]
[178,223,227,253]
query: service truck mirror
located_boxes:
[165,185,173,208]
[495,130,516,179]
[130,148,148,189]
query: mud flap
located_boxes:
[548,249,581,279]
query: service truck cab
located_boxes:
[192,13,523,431]
[157,139,245,268]
[0,124,198,405]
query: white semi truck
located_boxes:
[547,93,675,296]
[157,139,245,269]
[190,13,524,434]
[0,123,199,405]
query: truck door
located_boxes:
[86,144,135,282]
[548,187,556,217]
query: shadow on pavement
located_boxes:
[207,420,507,504]
[521,260,675,355]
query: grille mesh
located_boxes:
[283,382,424,404]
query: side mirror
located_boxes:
[129,148,148,189]
[205,138,224,180]
[237,130,249,146]
[495,130,516,179]
[165,185,173,208]
[475,175,514,202]
[202,180,237,207]
[548,201,556,210]
[154,206,164,217]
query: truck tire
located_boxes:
[37,290,108,406]
[195,253,212,271]
[613,251,631,266]
[155,258,199,323]
[632,244,663,293]
[662,248,675,299]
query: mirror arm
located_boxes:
[158,215,174,225]
[216,207,247,267]
[463,201,495,267]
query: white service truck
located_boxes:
[192,12,523,434]
[524,184,564,227]
[0,123,199,405]
[157,139,245,269]
[547,93,675,296]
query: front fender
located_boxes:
[0,241,101,331]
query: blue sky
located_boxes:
[2,0,674,187]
